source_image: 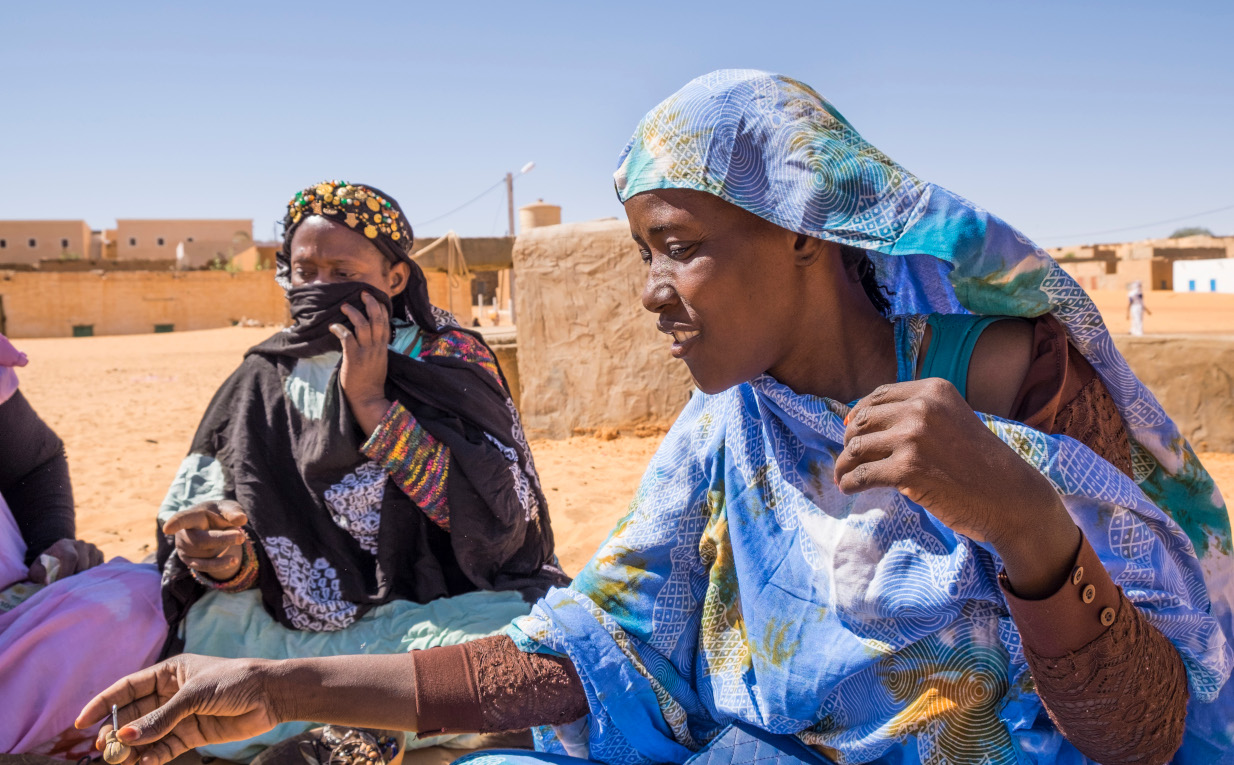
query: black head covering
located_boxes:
[279,180,439,331]
[157,283,568,652]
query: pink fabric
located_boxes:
[0,334,27,406]
[0,561,166,758]
[0,493,29,591]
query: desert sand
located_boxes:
[12,327,661,572]
[1086,289,1234,335]
[9,311,1234,765]
[10,319,1234,571]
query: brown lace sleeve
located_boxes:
[1012,314,1133,476]
[1002,536,1189,764]
[1003,317,1189,763]
[412,635,587,735]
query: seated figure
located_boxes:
[152,182,568,760]
[84,76,1234,765]
[0,334,164,758]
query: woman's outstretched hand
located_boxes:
[835,378,1081,598]
[76,654,282,765]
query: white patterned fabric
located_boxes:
[323,461,387,555]
[262,535,357,631]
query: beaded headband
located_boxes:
[284,180,413,258]
[278,181,437,330]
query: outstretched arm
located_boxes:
[78,640,585,765]
[77,653,422,765]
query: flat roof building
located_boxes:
[114,219,252,261]
[0,220,93,266]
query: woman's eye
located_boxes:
[638,249,652,264]
[668,243,695,259]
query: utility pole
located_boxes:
[505,162,535,238]
[504,162,534,324]
[505,172,515,237]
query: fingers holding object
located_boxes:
[834,429,900,494]
[329,322,358,354]
[162,502,248,535]
[181,551,241,576]
[360,291,389,341]
[71,540,104,572]
[339,303,372,344]
[78,667,162,732]
[175,528,246,556]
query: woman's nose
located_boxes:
[641,269,676,314]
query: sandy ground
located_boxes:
[10,323,1234,571]
[1086,289,1234,335]
[10,316,1234,765]
[12,327,662,572]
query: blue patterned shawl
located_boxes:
[510,70,1234,764]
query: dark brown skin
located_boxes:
[160,216,410,583]
[631,188,1078,597]
[632,188,898,400]
[78,191,1080,763]
[27,537,104,584]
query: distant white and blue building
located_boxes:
[1174,259,1234,294]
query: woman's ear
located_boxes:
[388,262,411,295]
[793,234,827,266]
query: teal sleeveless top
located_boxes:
[914,313,1009,398]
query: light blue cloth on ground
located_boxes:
[186,588,531,761]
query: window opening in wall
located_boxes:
[61,238,69,249]
[72,325,94,337]
[157,237,165,246]
[1160,280,1167,290]
[28,238,36,248]
[129,237,137,246]
[1212,279,1219,292]
[0,239,6,248]
[154,324,175,333]
[187,237,194,242]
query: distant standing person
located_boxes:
[1127,280,1151,335]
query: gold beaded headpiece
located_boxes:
[279,181,437,329]
[283,180,413,258]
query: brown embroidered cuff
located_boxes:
[410,636,588,735]
[1000,532,1121,658]
[411,644,484,735]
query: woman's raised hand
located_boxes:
[331,290,393,435]
[76,654,282,765]
[162,500,249,583]
[835,378,1080,597]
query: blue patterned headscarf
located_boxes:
[511,70,1234,764]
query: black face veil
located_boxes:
[277,180,439,331]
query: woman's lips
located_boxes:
[667,328,701,358]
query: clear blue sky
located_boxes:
[2,1,1231,246]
